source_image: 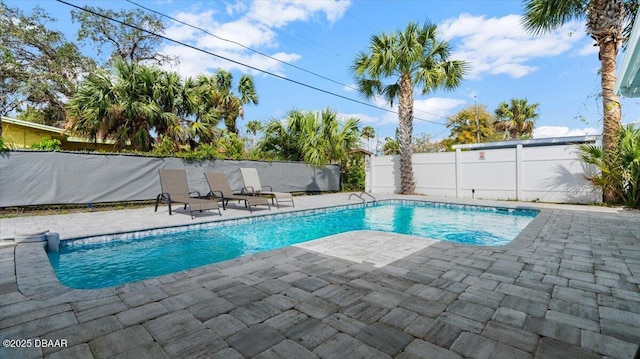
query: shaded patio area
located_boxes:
[1,194,639,358]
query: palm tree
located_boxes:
[198,70,258,135]
[522,0,636,202]
[67,61,176,150]
[258,108,360,166]
[246,120,262,147]
[580,126,640,207]
[494,98,539,140]
[361,125,376,152]
[383,137,400,155]
[67,60,197,151]
[352,21,468,194]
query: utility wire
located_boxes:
[126,0,348,91]
[127,0,451,124]
[57,0,447,125]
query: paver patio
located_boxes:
[0,193,639,358]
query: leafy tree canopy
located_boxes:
[0,1,95,125]
[71,6,176,66]
[443,104,502,148]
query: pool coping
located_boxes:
[15,197,551,302]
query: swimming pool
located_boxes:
[47,201,538,289]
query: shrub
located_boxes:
[0,138,8,153]
[29,138,62,151]
[580,126,640,208]
[342,155,365,192]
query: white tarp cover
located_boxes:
[0,151,340,207]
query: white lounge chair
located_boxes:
[239,168,295,209]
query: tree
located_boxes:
[71,6,176,66]
[522,0,636,202]
[352,21,468,194]
[443,104,502,147]
[494,98,539,140]
[0,2,95,125]
[246,120,263,148]
[382,137,399,155]
[258,108,360,166]
[413,133,447,153]
[197,70,258,135]
[66,60,189,151]
[361,125,376,152]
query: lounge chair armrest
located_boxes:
[208,190,224,199]
[189,190,202,198]
[241,186,256,195]
[263,185,273,191]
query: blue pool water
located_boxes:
[48,201,538,289]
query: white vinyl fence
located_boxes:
[366,136,601,204]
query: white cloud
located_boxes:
[372,97,465,126]
[533,126,600,138]
[159,1,350,78]
[578,41,599,56]
[247,0,350,28]
[343,84,358,92]
[338,112,380,124]
[439,14,585,79]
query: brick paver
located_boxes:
[0,194,638,358]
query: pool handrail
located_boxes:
[348,192,377,205]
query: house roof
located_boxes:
[615,14,640,97]
[1,116,65,134]
[1,116,118,145]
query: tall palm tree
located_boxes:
[522,0,637,202]
[361,125,376,152]
[352,22,468,194]
[494,98,539,140]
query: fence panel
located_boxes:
[0,151,340,207]
[368,141,600,204]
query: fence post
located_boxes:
[516,144,523,201]
[367,155,373,192]
[455,148,461,198]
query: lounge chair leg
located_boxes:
[154,194,162,212]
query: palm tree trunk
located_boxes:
[600,39,622,203]
[398,74,416,194]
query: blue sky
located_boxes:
[12,0,640,146]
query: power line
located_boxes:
[57,0,448,126]
[125,0,349,91]
[128,0,451,124]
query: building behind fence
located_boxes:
[0,151,340,207]
[366,135,601,204]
